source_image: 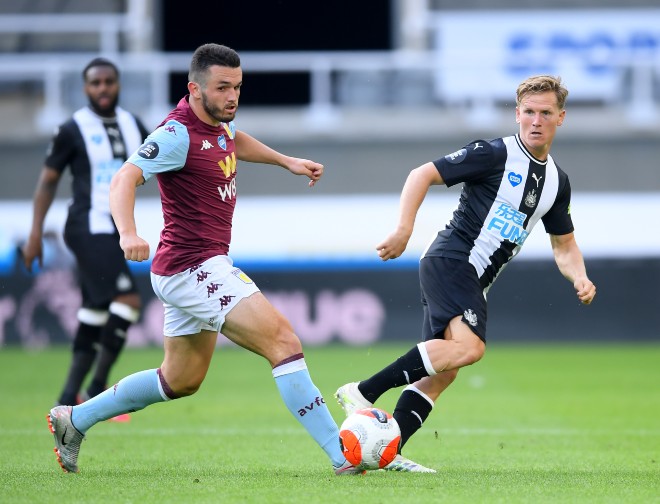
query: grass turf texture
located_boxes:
[0,343,658,503]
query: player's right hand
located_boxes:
[119,234,150,262]
[376,229,411,261]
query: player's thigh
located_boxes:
[221,292,301,366]
[161,329,217,394]
[442,315,486,363]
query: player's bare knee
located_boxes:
[274,328,303,359]
[270,317,302,355]
[462,342,485,366]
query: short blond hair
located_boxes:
[516,75,568,110]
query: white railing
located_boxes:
[0,14,132,53]
[0,12,658,135]
[1,50,659,135]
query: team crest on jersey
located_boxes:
[444,148,467,164]
[217,135,226,150]
[463,309,478,327]
[524,189,537,208]
[508,172,522,186]
[116,272,133,291]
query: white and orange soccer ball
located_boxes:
[339,408,401,470]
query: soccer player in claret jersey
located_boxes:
[46,43,361,475]
[336,75,596,472]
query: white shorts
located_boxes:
[151,255,260,337]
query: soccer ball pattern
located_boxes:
[339,407,401,470]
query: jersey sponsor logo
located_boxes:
[217,135,226,150]
[508,172,522,186]
[444,148,467,164]
[218,152,237,178]
[463,309,478,327]
[218,178,237,201]
[217,152,238,201]
[91,134,103,144]
[473,142,483,150]
[487,203,529,245]
[164,125,177,135]
[137,141,159,159]
[201,139,213,150]
[531,173,543,187]
[524,189,537,208]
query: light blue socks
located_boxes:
[71,368,170,433]
[272,355,344,467]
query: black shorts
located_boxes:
[63,231,137,309]
[419,256,487,343]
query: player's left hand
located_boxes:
[574,277,596,305]
[286,157,324,187]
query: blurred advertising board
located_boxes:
[433,9,660,103]
[0,194,658,347]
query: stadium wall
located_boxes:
[0,257,658,348]
[0,195,658,348]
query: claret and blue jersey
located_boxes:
[127,96,239,276]
[426,134,574,291]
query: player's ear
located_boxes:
[557,109,566,126]
[188,81,201,98]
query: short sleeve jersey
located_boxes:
[427,134,573,291]
[127,96,238,276]
[45,106,148,234]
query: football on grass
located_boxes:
[339,408,401,470]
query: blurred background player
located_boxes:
[46,43,361,475]
[336,75,596,472]
[23,58,149,419]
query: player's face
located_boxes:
[84,66,120,117]
[515,91,565,161]
[198,65,242,124]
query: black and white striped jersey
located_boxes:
[425,134,574,292]
[45,106,148,235]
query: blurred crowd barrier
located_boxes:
[1,194,658,347]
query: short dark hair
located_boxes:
[189,43,241,86]
[82,57,119,82]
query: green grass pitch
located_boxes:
[0,343,658,503]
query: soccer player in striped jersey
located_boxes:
[336,75,596,473]
[24,58,149,419]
